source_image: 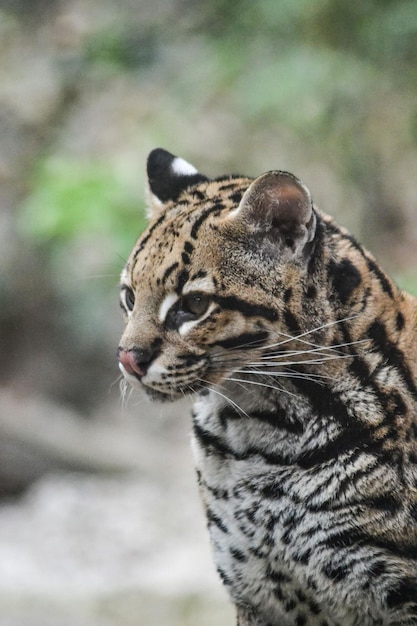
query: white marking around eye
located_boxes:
[182,277,215,294]
[171,157,198,176]
[179,319,201,337]
[178,301,215,338]
[158,292,178,323]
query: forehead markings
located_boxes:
[190,202,225,239]
[187,182,247,240]
[131,203,198,276]
[161,262,179,285]
[132,176,249,261]
[132,210,168,262]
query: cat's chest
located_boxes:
[191,395,333,621]
[190,393,390,625]
[191,434,300,622]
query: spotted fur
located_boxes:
[118,149,417,625]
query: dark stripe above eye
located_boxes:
[162,262,179,284]
[176,269,189,293]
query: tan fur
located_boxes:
[119,151,417,625]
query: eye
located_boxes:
[180,292,210,317]
[121,286,135,312]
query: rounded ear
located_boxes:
[232,170,316,259]
[146,148,208,218]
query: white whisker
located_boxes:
[247,354,356,368]
[119,377,134,413]
[226,376,299,399]
[259,315,361,353]
[77,274,121,281]
[198,378,251,419]
[283,367,336,382]
[259,339,367,361]
[239,369,331,383]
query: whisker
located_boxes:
[182,384,196,401]
[207,331,366,371]
[130,393,149,409]
[109,374,124,393]
[76,274,122,281]
[198,378,251,419]
[239,368,332,383]
[211,335,271,354]
[226,376,299,399]
[259,315,361,353]
[114,252,129,265]
[119,377,134,413]
[207,347,357,383]
[283,367,336,382]
[211,387,251,419]
[259,338,367,361]
[246,354,356,368]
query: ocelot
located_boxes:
[118,148,417,625]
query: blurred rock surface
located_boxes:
[0,389,233,625]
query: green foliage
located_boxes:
[232,45,377,136]
[199,0,417,77]
[15,0,417,290]
[19,158,146,256]
[189,0,416,128]
[17,159,148,349]
[85,27,159,71]
[15,0,417,272]
[311,0,417,79]
[396,274,417,297]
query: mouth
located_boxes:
[119,362,206,402]
[119,362,143,387]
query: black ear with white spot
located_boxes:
[235,170,316,259]
[146,148,208,217]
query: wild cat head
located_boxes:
[118,148,317,401]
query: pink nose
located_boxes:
[118,349,146,378]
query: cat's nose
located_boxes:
[117,347,153,378]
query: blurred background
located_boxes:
[0,0,416,624]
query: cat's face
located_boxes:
[118,149,316,400]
